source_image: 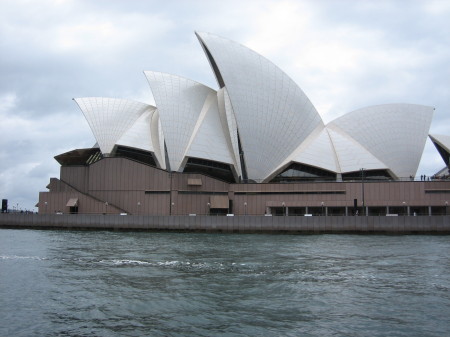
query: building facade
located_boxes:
[38,32,448,215]
[39,156,450,216]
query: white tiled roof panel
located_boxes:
[184,92,234,165]
[329,104,434,177]
[74,97,153,155]
[326,127,388,173]
[196,32,324,181]
[116,108,155,152]
[144,71,217,171]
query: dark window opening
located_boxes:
[145,191,170,194]
[235,191,345,195]
[178,191,228,195]
[272,207,285,216]
[86,151,103,165]
[209,208,229,216]
[114,146,156,167]
[55,148,102,166]
[183,157,236,183]
[342,169,393,181]
[270,163,336,183]
[425,189,450,194]
[287,207,307,216]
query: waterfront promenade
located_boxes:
[1,213,449,234]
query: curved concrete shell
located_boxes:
[144,72,215,171]
[116,107,154,152]
[70,33,437,184]
[181,90,235,169]
[116,107,166,169]
[429,134,450,152]
[266,126,337,181]
[144,71,235,172]
[429,134,450,169]
[326,127,388,174]
[151,109,166,170]
[217,87,242,178]
[74,97,155,156]
[328,104,434,178]
[196,32,324,181]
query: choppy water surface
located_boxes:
[1,229,449,336]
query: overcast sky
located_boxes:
[1,0,449,211]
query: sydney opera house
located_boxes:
[38,32,450,216]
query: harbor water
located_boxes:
[1,229,449,336]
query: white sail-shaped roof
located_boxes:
[326,126,388,173]
[429,134,450,152]
[289,127,338,173]
[267,124,391,180]
[217,87,242,178]
[151,109,166,170]
[429,134,450,168]
[328,104,433,178]
[74,97,154,156]
[144,72,214,171]
[196,32,324,181]
[266,126,337,181]
[116,107,155,152]
[181,91,235,167]
[144,71,235,172]
[71,33,438,184]
[115,106,166,169]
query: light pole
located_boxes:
[360,168,365,216]
[321,202,324,216]
[207,202,210,215]
[137,201,141,215]
[282,202,286,216]
[402,201,406,216]
[244,202,247,216]
[44,201,48,214]
[105,201,108,214]
[445,201,448,215]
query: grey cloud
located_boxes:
[1,0,449,211]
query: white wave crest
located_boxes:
[100,259,153,266]
[0,255,46,261]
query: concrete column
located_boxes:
[325,207,328,216]
[345,207,348,216]
[286,207,289,216]
[366,206,368,216]
[386,206,390,215]
[429,206,432,216]
[407,206,410,216]
[305,206,309,214]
